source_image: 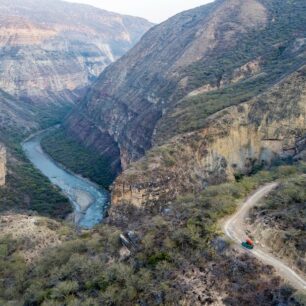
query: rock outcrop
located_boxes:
[0,0,152,105]
[0,145,6,186]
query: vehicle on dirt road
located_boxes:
[242,238,254,250]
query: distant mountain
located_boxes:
[0,0,153,105]
[66,0,306,204]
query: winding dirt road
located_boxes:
[223,183,306,291]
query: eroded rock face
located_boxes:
[66,0,269,166]
[0,0,153,105]
[112,66,306,207]
[66,0,306,207]
[0,145,6,186]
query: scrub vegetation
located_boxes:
[1,164,305,305]
[0,107,72,219]
[157,0,306,142]
[41,128,116,189]
[0,157,71,219]
[249,174,306,274]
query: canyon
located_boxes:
[66,0,270,168]
[66,0,306,208]
[0,0,152,106]
[0,0,152,216]
[0,0,306,304]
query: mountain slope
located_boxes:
[66,0,306,179]
[0,0,153,105]
[0,90,37,137]
[112,65,306,206]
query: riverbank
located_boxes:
[22,128,109,228]
[0,129,71,219]
[41,127,117,189]
[75,189,94,212]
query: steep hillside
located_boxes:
[67,0,306,176]
[112,66,306,206]
[65,0,306,210]
[0,90,37,139]
[0,0,152,105]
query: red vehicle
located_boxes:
[242,238,254,250]
[246,239,254,246]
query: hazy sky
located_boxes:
[65,0,213,23]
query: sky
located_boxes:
[65,0,213,23]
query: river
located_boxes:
[22,129,109,229]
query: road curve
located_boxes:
[223,183,306,291]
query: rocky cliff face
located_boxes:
[66,0,306,206]
[67,0,306,163]
[67,0,271,166]
[112,66,306,206]
[0,0,152,105]
[0,145,6,186]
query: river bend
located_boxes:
[22,129,109,228]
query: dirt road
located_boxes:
[223,183,306,291]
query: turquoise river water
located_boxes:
[22,129,109,228]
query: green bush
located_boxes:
[148,252,171,267]
[51,281,79,299]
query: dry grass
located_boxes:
[0,213,72,262]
